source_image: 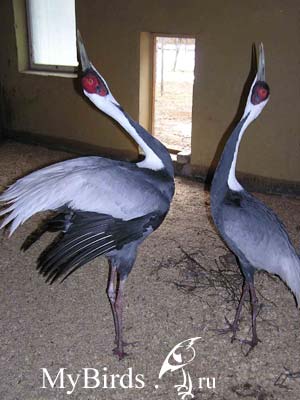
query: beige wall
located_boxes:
[0,0,299,183]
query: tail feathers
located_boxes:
[280,254,300,307]
[296,256,300,307]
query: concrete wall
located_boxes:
[0,0,299,184]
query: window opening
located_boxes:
[26,0,78,72]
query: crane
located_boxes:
[0,31,175,359]
[210,44,300,351]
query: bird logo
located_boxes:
[158,337,201,399]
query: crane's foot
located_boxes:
[112,340,138,360]
[112,346,129,360]
[217,316,240,343]
[238,335,261,356]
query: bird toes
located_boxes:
[112,347,129,360]
[112,339,139,360]
[238,336,261,356]
[216,316,240,339]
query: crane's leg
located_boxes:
[107,264,130,359]
[107,263,118,343]
[240,281,260,353]
[219,280,249,341]
[113,277,127,359]
[219,259,260,353]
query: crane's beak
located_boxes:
[257,43,265,81]
[77,30,91,72]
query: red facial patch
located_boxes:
[81,73,108,96]
[257,87,268,101]
[251,81,270,105]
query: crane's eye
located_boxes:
[81,73,108,96]
[251,81,270,105]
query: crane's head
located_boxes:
[77,30,120,115]
[243,43,270,121]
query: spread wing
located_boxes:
[0,156,171,234]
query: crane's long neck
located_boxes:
[211,112,251,203]
[89,92,174,177]
[116,107,174,177]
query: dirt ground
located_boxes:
[154,79,193,152]
[0,141,300,400]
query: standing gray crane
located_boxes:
[0,32,174,359]
[211,44,300,351]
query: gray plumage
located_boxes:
[211,44,300,350]
[0,31,174,359]
[215,189,300,303]
[0,157,173,234]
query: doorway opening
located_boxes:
[152,35,195,154]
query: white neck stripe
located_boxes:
[85,91,164,171]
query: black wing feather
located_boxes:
[35,210,163,283]
[21,212,74,251]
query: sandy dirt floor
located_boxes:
[0,141,300,400]
[154,80,193,152]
